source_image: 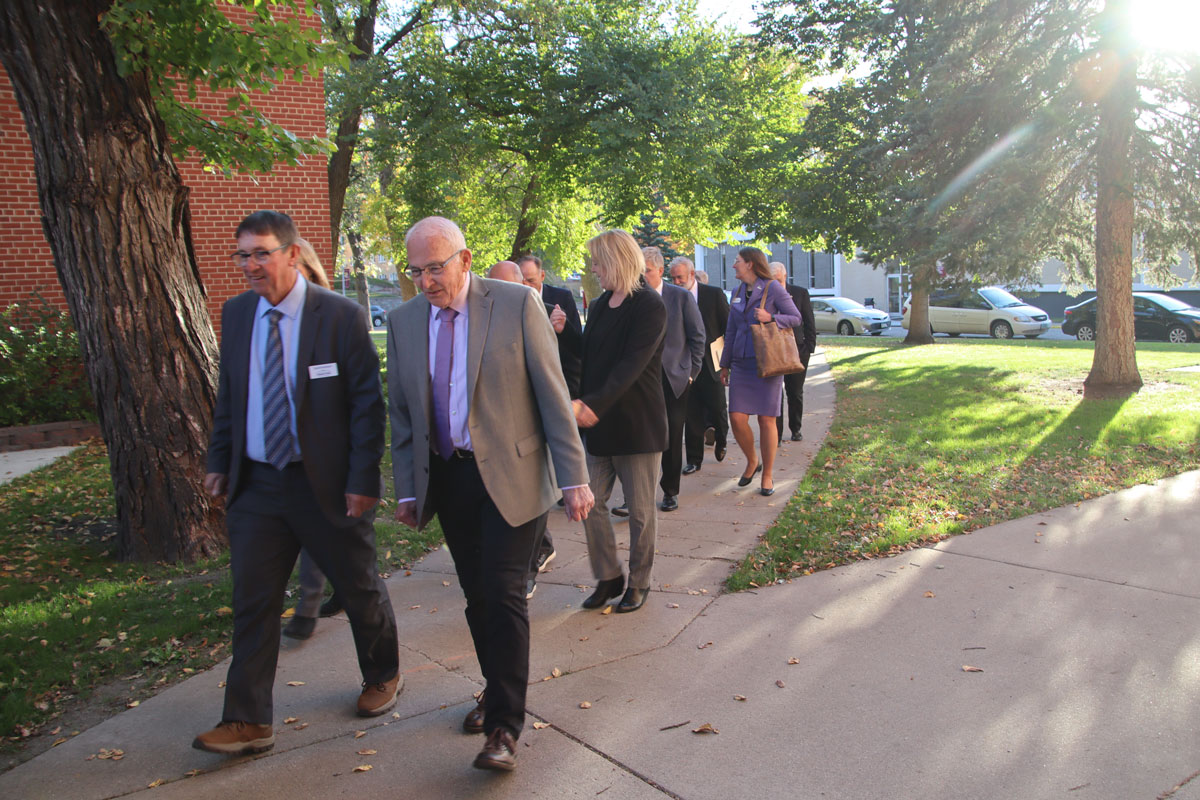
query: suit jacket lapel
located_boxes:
[466,276,492,409]
[231,294,256,432]
[407,295,434,434]
[293,287,321,415]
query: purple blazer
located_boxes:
[720,278,802,366]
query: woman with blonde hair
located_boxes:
[573,230,667,613]
[719,247,801,497]
[282,238,341,637]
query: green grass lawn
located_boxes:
[729,337,1200,589]
[0,350,442,748]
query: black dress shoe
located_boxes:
[682,463,700,475]
[760,486,775,497]
[282,615,316,640]
[473,728,517,772]
[737,463,762,487]
[714,444,727,462]
[791,431,803,442]
[660,495,678,512]
[616,587,648,613]
[582,576,625,609]
[318,595,343,617]
[463,691,485,734]
[611,503,630,517]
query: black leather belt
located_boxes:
[434,448,475,460]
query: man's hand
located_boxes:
[561,485,595,523]
[393,500,418,528]
[720,367,730,387]
[345,494,378,518]
[572,399,599,428]
[549,304,567,334]
[203,472,227,497]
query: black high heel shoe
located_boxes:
[582,576,625,609]
[737,463,762,487]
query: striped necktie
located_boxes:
[262,309,294,469]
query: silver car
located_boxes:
[811,297,893,336]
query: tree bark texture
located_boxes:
[508,175,540,261]
[0,0,225,561]
[1086,0,1142,396]
[901,262,936,345]
[346,229,370,312]
[326,0,378,254]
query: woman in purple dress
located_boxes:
[719,247,801,496]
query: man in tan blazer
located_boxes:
[388,216,593,772]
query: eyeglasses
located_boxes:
[407,249,464,280]
[230,243,292,266]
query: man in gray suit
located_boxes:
[388,217,593,772]
[640,246,705,512]
[198,210,400,756]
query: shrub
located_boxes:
[0,299,96,427]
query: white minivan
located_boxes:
[902,286,1051,339]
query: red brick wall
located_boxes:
[0,9,331,339]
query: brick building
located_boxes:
[0,10,331,339]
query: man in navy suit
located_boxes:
[518,255,582,335]
[770,262,817,442]
[670,256,730,473]
[639,246,704,512]
[197,211,400,756]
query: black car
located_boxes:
[1061,292,1200,343]
[371,304,387,328]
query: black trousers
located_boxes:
[223,460,399,725]
[430,452,541,739]
[684,369,727,466]
[776,350,812,443]
[660,375,690,497]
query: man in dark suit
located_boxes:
[518,254,582,335]
[639,247,704,512]
[197,211,400,756]
[670,256,731,473]
[770,262,817,442]
[391,218,593,772]
[488,260,581,596]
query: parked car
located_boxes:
[902,286,1051,339]
[810,296,892,336]
[371,304,387,328]
[1061,292,1200,343]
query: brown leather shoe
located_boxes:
[192,721,275,755]
[463,690,485,734]
[472,728,517,771]
[357,674,403,717]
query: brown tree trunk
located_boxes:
[346,229,371,312]
[508,175,540,260]
[0,0,225,561]
[902,262,936,345]
[1085,0,1141,397]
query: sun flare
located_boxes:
[1128,0,1200,54]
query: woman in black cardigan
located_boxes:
[573,230,667,613]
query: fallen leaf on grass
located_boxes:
[52,738,67,747]
[354,730,366,738]
[357,749,377,756]
[962,665,984,673]
[216,607,233,616]
[283,717,298,724]
[532,722,550,730]
[579,701,592,709]
[353,765,372,773]
[776,680,786,688]
[280,608,295,619]
[126,700,139,709]
[691,723,719,735]
[286,681,305,687]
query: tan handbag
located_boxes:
[749,285,805,378]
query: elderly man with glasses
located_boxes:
[388,216,593,772]
[196,210,400,756]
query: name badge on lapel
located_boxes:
[308,363,339,379]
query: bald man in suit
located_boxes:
[389,218,592,771]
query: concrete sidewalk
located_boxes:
[4,352,1199,799]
